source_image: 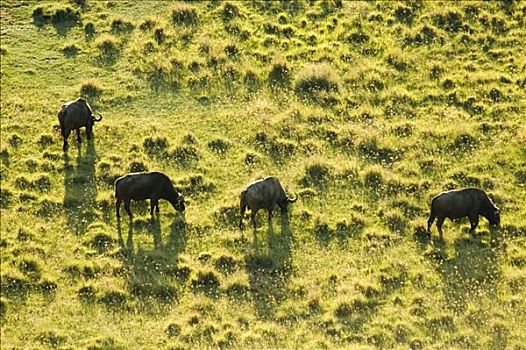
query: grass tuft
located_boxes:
[171,4,198,26]
[294,63,339,99]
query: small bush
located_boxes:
[143,136,168,156]
[95,35,119,57]
[9,134,22,148]
[98,290,128,308]
[84,22,95,36]
[62,43,80,56]
[244,152,260,167]
[207,138,230,154]
[0,298,6,318]
[0,188,12,208]
[130,280,177,302]
[294,64,339,96]
[169,145,200,167]
[191,271,221,295]
[268,58,291,85]
[79,80,102,98]
[139,18,156,31]
[364,168,384,189]
[127,159,148,173]
[432,10,465,33]
[222,2,240,21]
[35,331,67,348]
[299,162,332,188]
[32,4,80,26]
[394,5,414,25]
[213,255,238,274]
[38,134,54,148]
[225,281,250,299]
[111,17,134,33]
[171,4,198,25]
[166,323,182,338]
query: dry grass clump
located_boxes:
[171,4,198,26]
[294,63,340,97]
[79,80,103,98]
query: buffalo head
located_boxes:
[171,195,185,213]
[487,207,500,226]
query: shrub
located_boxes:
[79,80,102,98]
[191,271,221,295]
[35,331,66,348]
[222,2,240,21]
[9,134,22,148]
[432,10,465,33]
[139,18,156,31]
[111,17,134,33]
[213,255,238,274]
[225,282,250,299]
[169,145,200,167]
[62,43,80,56]
[294,64,339,96]
[171,4,198,25]
[32,4,80,26]
[98,290,128,308]
[207,138,230,154]
[127,159,148,172]
[299,162,332,188]
[394,5,414,25]
[268,58,291,85]
[166,323,182,338]
[84,22,95,36]
[364,168,384,189]
[38,134,54,148]
[143,136,168,156]
[95,35,118,57]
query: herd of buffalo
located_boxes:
[58,98,501,235]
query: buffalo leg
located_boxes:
[150,199,159,215]
[86,125,93,140]
[124,200,133,218]
[63,129,71,151]
[267,208,273,225]
[251,211,257,229]
[427,210,435,233]
[436,216,445,236]
[469,214,479,232]
[239,204,246,229]
[116,198,122,218]
[76,129,81,143]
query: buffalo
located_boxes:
[239,176,297,229]
[427,188,500,235]
[115,172,185,218]
[58,98,102,151]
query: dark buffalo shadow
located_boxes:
[116,214,188,309]
[63,140,97,235]
[244,212,293,319]
[415,226,502,313]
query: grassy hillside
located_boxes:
[1,0,525,349]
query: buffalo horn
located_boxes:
[92,113,103,122]
[288,194,298,203]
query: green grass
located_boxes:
[1,1,526,349]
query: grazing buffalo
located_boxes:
[58,98,102,151]
[239,176,297,229]
[427,188,500,235]
[115,172,185,218]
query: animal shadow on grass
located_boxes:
[415,228,502,313]
[244,213,293,319]
[63,140,97,235]
[116,215,188,308]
